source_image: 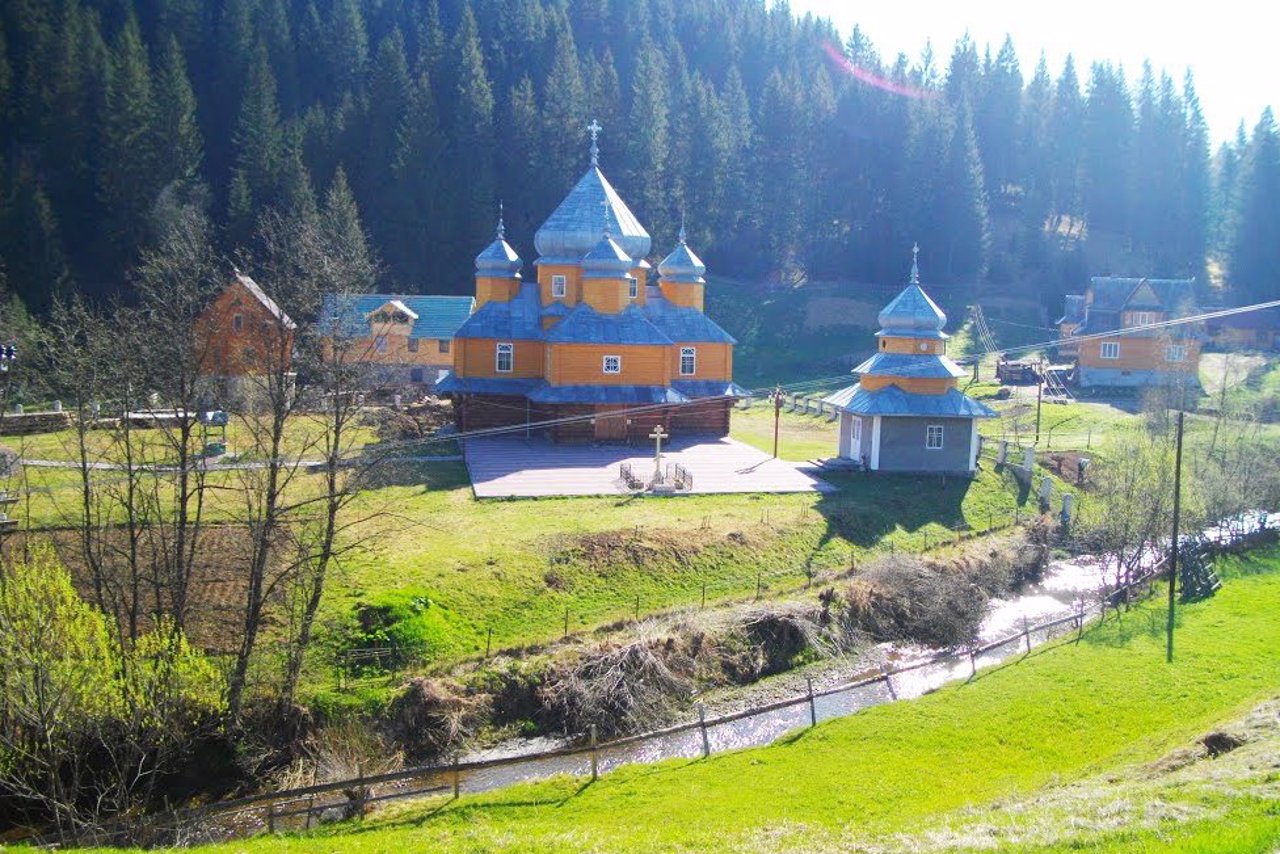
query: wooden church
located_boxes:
[823,247,996,474]
[437,124,745,443]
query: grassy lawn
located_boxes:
[166,546,1280,853]
[318,460,1033,681]
[728,404,836,461]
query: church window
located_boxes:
[232,314,244,333]
[926,424,944,450]
[552,275,566,298]
[407,338,419,353]
[628,278,638,299]
[602,355,621,374]
[680,347,696,376]
[1166,344,1187,362]
[374,335,389,354]
[440,339,450,354]
[1100,341,1120,360]
[496,342,513,372]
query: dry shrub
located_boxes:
[386,677,480,761]
[539,633,694,738]
[706,602,854,685]
[359,401,451,443]
[843,554,989,649]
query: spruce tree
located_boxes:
[1229,109,1280,302]
[625,37,671,226]
[1048,55,1084,227]
[1019,54,1053,229]
[98,15,159,260]
[153,36,203,186]
[976,36,1022,198]
[1082,62,1132,234]
[448,4,496,273]
[1180,72,1210,279]
[392,72,446,284]
[945,105,991,281]
[542,24,587,186]
[227,44,285,243]
[321,165,375,287]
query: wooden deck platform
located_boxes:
[463,436,834,498]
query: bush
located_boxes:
[841,554,990,649]
[340,590,462,670]
[385,677,479,760]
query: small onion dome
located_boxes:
[877,284,948,337]
[475,209,522,276]
[658,230,706,284]
[581,233,633,276]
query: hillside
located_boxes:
[134,546,1280,853]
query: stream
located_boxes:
[451,554,1114,793]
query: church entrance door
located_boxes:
[593,406,629,442]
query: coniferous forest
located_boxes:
[1,0,1278,316]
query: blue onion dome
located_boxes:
[475,208,522,276]
[534,167,651,262]
[657,225,706,283]
[878,285,947,335]
[581,232,633,276]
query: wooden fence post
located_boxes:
[1077,604,1086,642]
[697,703,710,758]
[882,665,897,701]
[267,804,275,834]
[485,626,492,658]
[968,647,977,678]
[452,754,460,800]
[701,581,707,609]
[807,677,817,727]
[590,724,599,781]
[755,572,762,600]
[564,607,570,638]
[1023,616,1032,653]
[305,796,315,830]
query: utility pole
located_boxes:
[1167,410,1185,663]
[772,386,783,459]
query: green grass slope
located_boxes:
[169,546,1280,853]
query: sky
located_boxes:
[788,0,1274,144]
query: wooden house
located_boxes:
[320,293,476,388]
[1059,277,1201,388]
[822,248,996,474]
[1206,307,1280,351]
[195,272,296,399]
[437,127,744,443]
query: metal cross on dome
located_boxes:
[587,119,602,166]
[910,242,921,285]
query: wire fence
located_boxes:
[23,513,1274,850]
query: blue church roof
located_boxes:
[823,383,997,418]
[877,285,948,339]
[434,374,541,396]
[320,293,475,339]
[528,384,688,404]
[672,380,751,398]
[545,304,672,345]
[644,295,737,343]
[853,352,968,379]
[454,283,544,340]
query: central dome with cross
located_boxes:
[533,119,652,263]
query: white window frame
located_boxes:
[551,274,566,298]
[232,313,244,333]
[1100,341,1121,360]
[496,342,513,373]
[1129,311,1158,328]
[602,355,621,374]
[1166,344,1187,362]
[628,278,638,300]
[407,337,420,353]
[679,346,696,376]
[925,424,944,450]
[439,339,450,354]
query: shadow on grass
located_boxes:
[362,460,471,491]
